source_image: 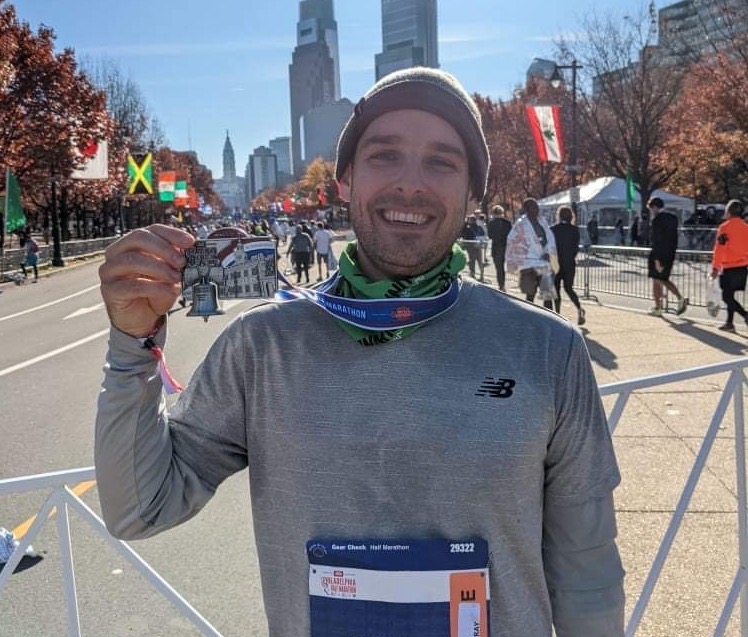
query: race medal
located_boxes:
[182,227,278,321]
[307,538,490,637]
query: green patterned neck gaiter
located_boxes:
[333,242,466,346]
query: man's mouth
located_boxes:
[381,210,429,226]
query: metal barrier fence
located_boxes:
[0,237,119,282]
[601,359,748,637]
[0,468,223,637]
[1,359,747,635]
[581,245,718,309]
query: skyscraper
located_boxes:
[269,136,294,187]
[375,0,439,81]
[289,0,340,176]
[222,130,236,180]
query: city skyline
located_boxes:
[13,0,675,180]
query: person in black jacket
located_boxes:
[551,206,585,325]
[647,197,688,316]
[487,205,512,291]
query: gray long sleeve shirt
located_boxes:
[95,278,625,636]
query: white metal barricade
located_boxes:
[600,358,748,637]
[0,467,223,637]
[0,358,747,636]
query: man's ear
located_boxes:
[338,167,352,201]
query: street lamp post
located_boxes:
[550,59,583,191]
[551,60,599,304]
[50,175,65,267]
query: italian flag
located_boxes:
[158,171,176,202]
[174,180,188,206]
[526,105,565,163]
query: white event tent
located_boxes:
[537,176,694,228]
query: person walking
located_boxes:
[711,199,748,332]
[313,222,334,281]
[551,206,585,325]
[287,225,313,284]
[96,67,624,637]
[647,197,688,316]
[506,198,558,310]
[460,213,484,279]
[487,204,512,291]
[20,231,39,283]
[586,214,599,245]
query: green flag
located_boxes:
[127,153,153,195]
[4,168,25,234]
[626,171,636,212]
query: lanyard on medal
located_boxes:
[275,271,461,331]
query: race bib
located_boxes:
[307,538,490,637]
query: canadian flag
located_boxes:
[525,106,564,163]
[71,140,109,180]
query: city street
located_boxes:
[0,261,269,637]
[1,254,747,637]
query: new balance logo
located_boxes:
[475,377,516,398]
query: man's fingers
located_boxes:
[102,278,181,306]
[100,250,183,285]
[105,225,194,268]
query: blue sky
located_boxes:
[13,0,668,178]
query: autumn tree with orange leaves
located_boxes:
[0,0,112,238]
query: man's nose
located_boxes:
[395,157,426,196]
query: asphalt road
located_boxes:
[0,261,269,637]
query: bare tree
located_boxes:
[558,2,687,208]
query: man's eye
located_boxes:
[369,150,398,162]
[427,156,456,170]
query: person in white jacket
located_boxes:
[506,197,558,310]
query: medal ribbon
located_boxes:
[276,273,460,331]
[276,242,466,345]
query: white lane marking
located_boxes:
[63,302,106,320]
[0,284,101,323]
[0,328,109,378]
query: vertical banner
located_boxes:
[71,140,109,180]
[525,105,565,163]
[127,153,154,195]
[4,168,25,234]
[158,171,176,202]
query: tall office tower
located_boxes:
[269,137,293,177]
[375,0,439,81]
[298,0,340,100]
[248,146,278,199]
[289,0,340,176]
[222,130,237,180]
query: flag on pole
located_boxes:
[158,171,176,202]
[626,170,636,211]
[71,140,109,180]
[525,105,565,163]
[4,168,25,234]
[127,153,153,195]
[174,180,188,206]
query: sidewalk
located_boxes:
[468,265,748,636]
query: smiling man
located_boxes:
[96,67,624,637]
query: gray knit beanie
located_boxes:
[335,67,490,201]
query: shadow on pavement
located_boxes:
[581,328,619,370]
[666,319,748,356]
[0,553,44,575]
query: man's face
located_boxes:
[339,109,474,280]
[525,201,539,220]
[648,203,661,216]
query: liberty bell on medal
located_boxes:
[186,277,225,322]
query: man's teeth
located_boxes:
[383,210,427,225]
